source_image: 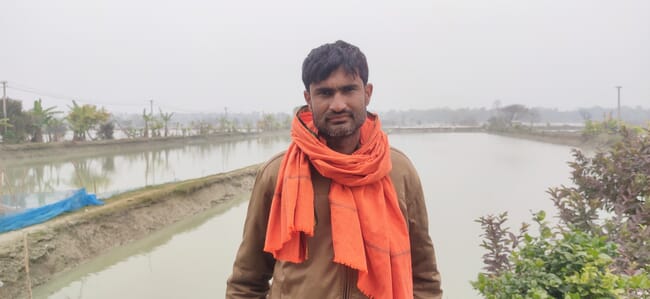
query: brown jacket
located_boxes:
[226,148,443,298]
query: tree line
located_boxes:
[2,97,649,144]
[380,104,650,127]
[0,98,292,144]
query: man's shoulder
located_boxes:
[389,147,415,169]
[257,151,286,177]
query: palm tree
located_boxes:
[28,99,61,143]
[142,109,154,138]
[151,118,163,137]
[159,108,174,137]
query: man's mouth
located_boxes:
[327,113,352,123]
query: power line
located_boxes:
[155,104,210,114]
[7,84,141,108]
[5,82,229,114]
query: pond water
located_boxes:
[1,135,290,209]
[31,132,575,299]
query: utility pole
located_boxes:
[2,81,7,135]
[150,99,154,115]
[615,86,622,123]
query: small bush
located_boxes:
[472,211,650,298]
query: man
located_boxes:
[227,40,442,298]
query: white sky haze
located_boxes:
[1,0,648,114]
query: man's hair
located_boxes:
[301,40,369,91]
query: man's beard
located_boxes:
[315,110,366,138]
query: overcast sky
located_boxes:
[1,0,648,114]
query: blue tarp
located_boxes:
[0,188,104,234]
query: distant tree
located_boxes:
[175,122,181,137]
[27,98,61,143]
[45,118,67,142]
[0,98,31,143]
[159,108,174,137]
[196,121,212,135]
[0,118,14,133]
[151,118,163,137]
[486,116,508,131]
[97,121,115,140]
[66,100,110,141]
[257,113,278,132]
[527,108,541,128]
[142,109,153,138]
[244,121,253,133]
[115,120,138,139]
[218,116,231,133]
[501,104,529,127]
[578,109,592,122]
[231,118,240,132]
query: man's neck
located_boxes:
[324,132,361,155]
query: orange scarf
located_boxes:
[264,107,413,299]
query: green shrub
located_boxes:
[472,211,650,298]
[549,128,649,273]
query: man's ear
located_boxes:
[364,83,373,106]
[304,90,311,107]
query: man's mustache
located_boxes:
[324,110,354,120]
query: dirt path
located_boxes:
[0,165,259,299]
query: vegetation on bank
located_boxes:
[473,128,650,298]
[383,103,650,128]
[486,103,650,146]
[0,98,291,144]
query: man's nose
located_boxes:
[329,92,347,112]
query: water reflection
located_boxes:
[32,194,249,299]
[1,135,290,210]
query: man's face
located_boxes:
[304,67,373,139]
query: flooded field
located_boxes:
[28,132,575,298]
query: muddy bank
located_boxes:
[385,127,484,134]
[381,127,591,148]
[0,165,259,299]
[487,130,618,151]
[489,130,585,147]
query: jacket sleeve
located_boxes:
[402,157,443,299]
[226,160,278,298]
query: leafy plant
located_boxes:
[27,98,61,142]
[582,119,620,138]
[548,127,650,274]
[475,212,528,275]
[66,100,110,141]
[0,98,30,143]
[475,127,650,298]
[97,121,115,140]
[472,211,650,298]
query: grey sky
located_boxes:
[1,0,648,114]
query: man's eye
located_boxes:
[319,90,333,96]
